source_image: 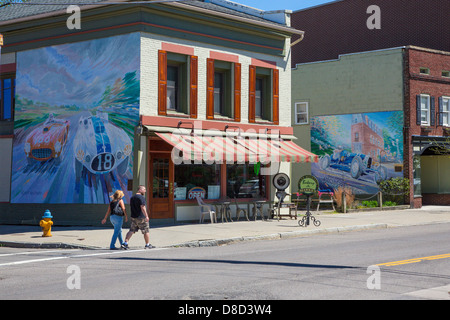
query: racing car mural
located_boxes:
[311,111,404,194]
[319,147,388,182]
[74,112,132,178]
[24,113,70,164]
[11,32,140,204]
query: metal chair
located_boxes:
[195,195,217,224]
[234,197,249,221]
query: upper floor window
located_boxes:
[439,96,449,127]
[1,77,15,121]
[248,65,279,124]
[419,67,430,75]
[294,102,308,125]
[416,94,435,126]
[158,50,198,118]
[206,58,241,121]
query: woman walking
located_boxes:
[102,190,128,250]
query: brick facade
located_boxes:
[404,47,450,207]
[291,0,450,66]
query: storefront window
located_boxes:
[226,164,266,199]
[174,163,221,200]
[413,155,421,196]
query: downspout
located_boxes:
[290,32,305,47]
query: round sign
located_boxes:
[298,175,319,195]
[273,173,290,191]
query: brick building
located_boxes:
[406,47,450,207]
[291,0,450,66]
[290,0,450,207]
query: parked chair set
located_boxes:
[196,196,270,223]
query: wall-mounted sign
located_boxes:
[298,175,319,195]
[187,186,206,200]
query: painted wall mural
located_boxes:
[311,111,404,194]
[12,33,140,204]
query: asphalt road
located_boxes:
[1,223,449,302]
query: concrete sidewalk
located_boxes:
[1,206,449,249]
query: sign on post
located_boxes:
[298,175,319,195]
[297,175,321,227]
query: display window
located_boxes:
[226,163,266,199]
[174,163,221,200]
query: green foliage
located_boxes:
[362,200,378,208]
[379,177,410,205]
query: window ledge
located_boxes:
[166,110,190,118]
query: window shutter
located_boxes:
[416,95,421,125]
[430,96,435,126]
[234,63,241,122]
[206,58,215,120]
[158,50,167,116]
[272,69,279,125]
[438,96,443,126]
[248,65,256,123]
[189,55,198,119]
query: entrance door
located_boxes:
[149,153,174,219]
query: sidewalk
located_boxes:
[1,206,449,249]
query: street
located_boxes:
[0,223,449,302]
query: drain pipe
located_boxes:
[290,32,305,47]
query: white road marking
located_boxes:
[0,249,81,257]
[0,248,167,267]
[404,284,450,300]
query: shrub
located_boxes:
[379,178,410,205]
[362,200,378,208]
[333,187,355,211]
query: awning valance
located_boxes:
[155,132,318,164]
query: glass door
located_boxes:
[149,153,174,219]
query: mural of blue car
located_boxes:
[319,148,388,182]
[74,112,132,177]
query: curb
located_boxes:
[1,223,388,249]
[0,241,99,250]
[168,223,388,248]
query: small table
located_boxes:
[214,200,232,223]
[252,200,271,221]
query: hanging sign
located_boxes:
[298,175,319,196]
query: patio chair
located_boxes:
[195,195,217,224]
[234,197,249,221]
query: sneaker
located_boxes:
[144,244,154,249]
[121,243,129,250]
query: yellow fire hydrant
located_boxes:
[39,210,53,237]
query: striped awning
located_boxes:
[155,132,318,164]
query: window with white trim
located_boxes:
[294,102,308,124]
[442,96,449,126]
[420,94,430,125]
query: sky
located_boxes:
[232,0,336,11]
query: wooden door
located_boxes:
[149,153,174,219]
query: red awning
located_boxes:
[155,132,318,164]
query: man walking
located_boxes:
[121,185,153,249]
